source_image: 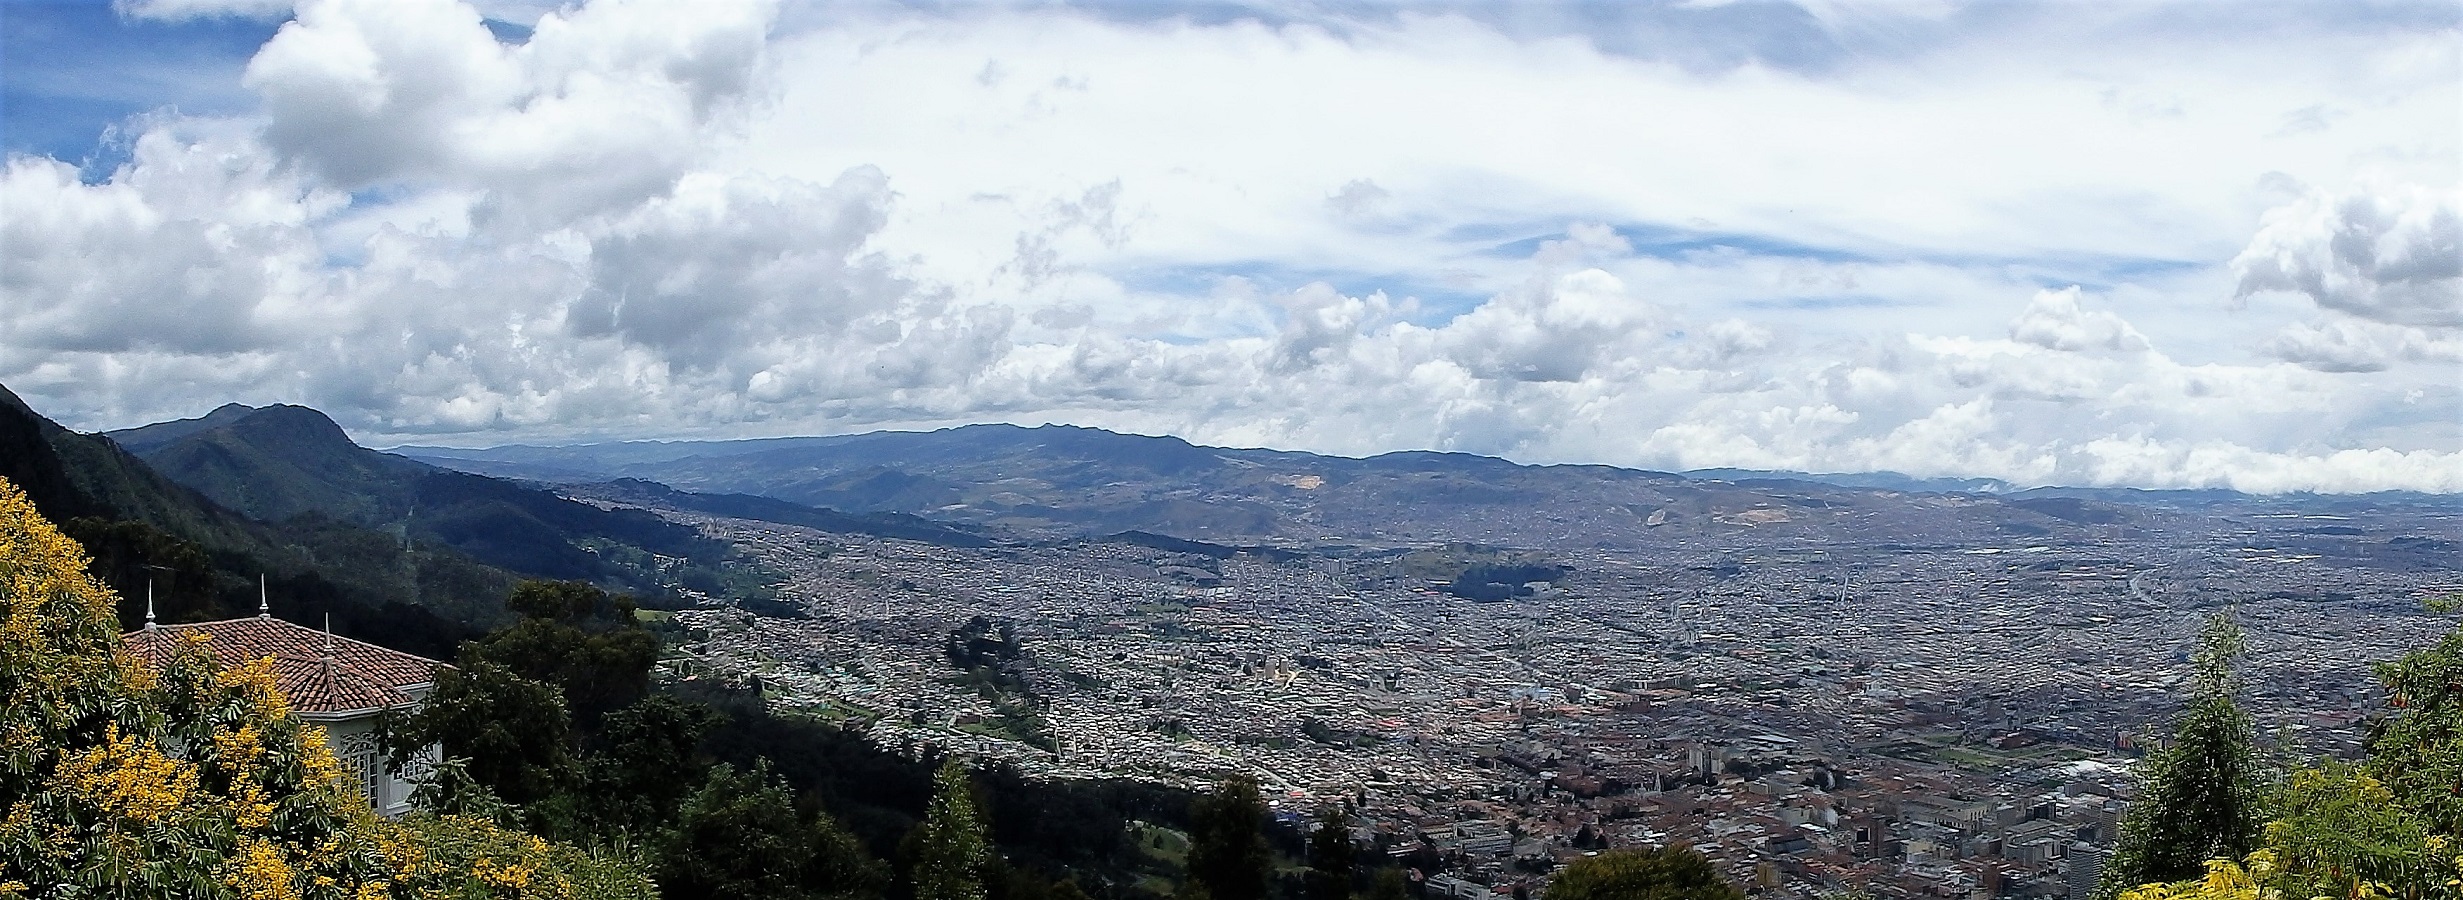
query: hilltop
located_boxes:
[109,403,764,604]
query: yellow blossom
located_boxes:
[52,724,198,823]
[224,838,302,900]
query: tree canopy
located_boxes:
[1305,807,1356,900]
[910,759,992,900]
[2117,599,2463,900]
[1183,775,1270,900]
[2098,612,2267,897]
[1541,846,1742,900]
[0,475,652,899]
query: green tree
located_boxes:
[2257,759,2456,899]
[1542,846,1743,900]
[2365,594,2463,835]
[661,760,833,900]
[480,579,661,724]
[2118,599,2463,900]
[1184,774,1270,900]
[583,694,723,836]
[912,758,992,900]
[1368,868,1410,900]
[2098,612,2267,899]
[1306,806,1356,900]
[58,515,215,627]
[382,648,578,809]
[812,809,891,900]
[1546,843,1743,897]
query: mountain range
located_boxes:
[397,424,2450,553]
[12,381,2452,659]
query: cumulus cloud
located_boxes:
[1440,267,1660,382]
[2008,287,2150,354]
[1269,283,1392,373]
[1326,179,1390,219]
[0,123,336,355]
[572,168,902,368]
[246,0,773,219]
[2233,180,2463,328]
[4,0,2458,494]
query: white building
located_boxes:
[123,604,446,818]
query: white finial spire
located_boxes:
[144,579,158,630]
[319,613,337,675]
[258,574,270,618]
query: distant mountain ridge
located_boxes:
[396,422,2441,551]
[565,478,995,549]
[1679,467,2019,495]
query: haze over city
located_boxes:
[5,0,2457,492]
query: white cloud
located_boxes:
[2008,287,2150,354]
[2262,317,2463,373]
[2233,179,2463,328]
[0,123,337,356]
[572,168,903,368]
[3,0,2458,494]
[245,0,774,219]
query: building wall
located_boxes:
[305,710,438,819]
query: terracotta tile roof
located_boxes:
[122,616,446,715]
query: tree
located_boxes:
[1307,806,1357,900]
[1542,846,1743,900]
[1368,868,1410,900]
[58,515,214,627]
[0,475,651,899]
[660,761,824,900]
[583,693,723,836]
[811,806,891,900]
[2118,597,2463,900]
[2254,760,2456,900]
[480,579,661,724]
[1185,774,1271,900]
[382,648,578,809]
[2114,763,2463,900]
[2098,612,2267,899]
[912,758,993,900]
[2364,594,2463,836]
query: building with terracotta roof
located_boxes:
[122,588,446,818]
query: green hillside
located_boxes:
[0,384,491,656]
[110,403,778,608]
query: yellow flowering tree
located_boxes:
[0,476,654,900]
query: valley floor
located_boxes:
[651,505,2457,899]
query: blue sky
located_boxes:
[1,2,272,164]
[2,0,2457,491]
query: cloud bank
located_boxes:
[5,0,2458,493]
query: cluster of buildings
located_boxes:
[663,504,2458,898]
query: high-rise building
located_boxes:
[2065,842,2110,900]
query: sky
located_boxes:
[1,0,2458,492]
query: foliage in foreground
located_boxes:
[2118,600,2463,900]
[2099,613,2267,897]
[1183,774,1271,900]
[1541,846,1743,900]
[0,475,651,900]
